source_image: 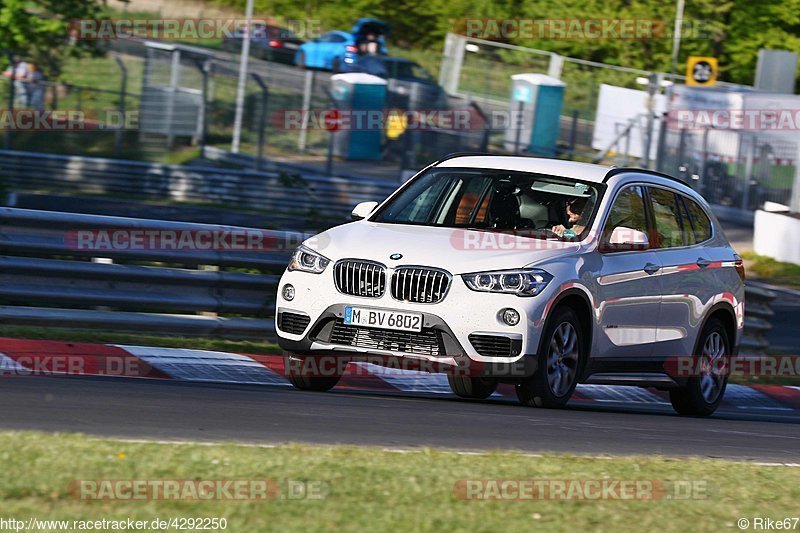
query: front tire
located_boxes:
[447,375,497,399]
[669,318,729,416]
[296,51,307,69]
[516,306,584,408]
[284,354,341,392]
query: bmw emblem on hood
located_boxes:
[389,253,403,260]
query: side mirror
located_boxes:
[600,226,650,252]
[351,201,378,221]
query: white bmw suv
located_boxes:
[276,155,745,416]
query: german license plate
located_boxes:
[344,307,423,332]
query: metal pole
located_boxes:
[568,109,579,158]
[655,113,668,172]
[742,135,755,211]
[643,73,659,168]
[297,69,314,151]
[197,60,210,160]
[513,99,524,155]
[114,55,128,158]
[251,73,268,170]
[792,143,800,214]
[670,0,686,79]
[325,132,335,176]
[231,0,254,153]
[4,53,16,150]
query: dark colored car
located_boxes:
[221,23,304,65]
[343,56,446,108]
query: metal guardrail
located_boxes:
[0,207,298,338]
[0,207,777,346]
[742,284,777,354]
[0,149,397,229]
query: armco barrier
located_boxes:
[0,207,776,346]
[0,207,297,337]
[0,149,398,229]
[742,284,777,355]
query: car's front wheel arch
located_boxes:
[542,289,594,379]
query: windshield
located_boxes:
[372,168,602,240]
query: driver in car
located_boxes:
[551,196,588,238]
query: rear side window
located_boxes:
[648,188,685,248]
[682,196,713,243]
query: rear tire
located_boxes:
[516,306,584,408]
[669,318,729,416]
[447,375,497,399]
[284,354,341,392]
[331,57,341,73]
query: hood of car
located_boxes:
[306,221,580,274]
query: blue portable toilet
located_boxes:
[330,73,387,160]
[504,73,566,156]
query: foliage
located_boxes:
[213,0,800,87]
[0,0,115,79]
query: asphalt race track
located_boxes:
[1,376,798,462]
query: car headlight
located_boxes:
[462,269,553,297]
[288,245,330,274]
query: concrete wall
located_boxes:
[754,209,800,265]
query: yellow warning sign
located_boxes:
[686,56,718,86]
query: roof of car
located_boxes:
[435,155,614,183]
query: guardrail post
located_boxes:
[114,55,128,158]
[251,73,268,170]
[298,69,314,152]
[4,52,16,150]
[743,285,776,355]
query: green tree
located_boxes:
[0,0,113,79]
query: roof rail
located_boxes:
[432,152,494,165]
[604,167,688,185]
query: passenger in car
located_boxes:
[551,196,589,238]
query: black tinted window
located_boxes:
[683,196,713,243]
[648,188,685,248]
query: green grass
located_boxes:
[0,431,797,532]
[741,251,800,289]
[0,326,280,355]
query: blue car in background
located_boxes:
[295,18,389,72]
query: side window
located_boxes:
[602,185,649,242]
[453,177,491,225]
[648,187,685,248]
[683,196,713,243]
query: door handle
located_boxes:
[696,258,712,268]
[643,263,661,275]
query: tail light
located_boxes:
[345,45,358,53]
[734,258,746,283]
[268,40,282,47]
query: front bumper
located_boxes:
[275,268,557,376]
